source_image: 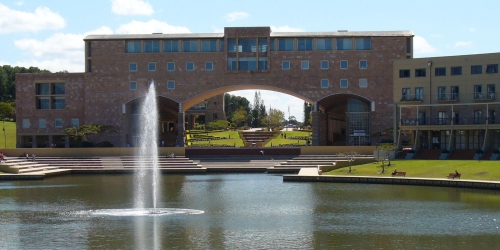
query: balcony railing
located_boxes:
[436,93,460,101]
[473,92,496,100]
[400,94,424,102]
[401,116,496,126]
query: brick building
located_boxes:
[15,27,413,148]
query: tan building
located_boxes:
[394,53,500,157]
[15,27,413,148]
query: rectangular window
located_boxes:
[474,85,483,99]
[37,83,50,95]
[486,64,498,74]
[22,119,30,128]
[471,65,482,74]
[451,66,462,75]
[258,38,267,52]
[415,87,423,100]
[278,38,294,51]
[201,39,217,52]
[239,38,256,52]
[474,110,483,124]
[39,119,46,128]
[336,38,352,50]
[163,40,179,52]
[238,57,257,70]
[359,60,367,69]
[415,68,426,77]
[435,67,446,76]
[144,40,160,53]
[320,60,329,69]
[406,38,411,53]
[258,57,268,70]
[438,111,447,125]
[55,119,63,128]
[167,62,175,71]
[489,110,496,124]
[182,40,198,52]
[402,88,410,101]
[52,97,65,110]
[487,84,496,99]
[297,38,313,51]
[186,62,194,71]
[36,97,50,109]
[52,83,65,95]
[130,81,137,90]
[282,61,290,70]
[71,118,79,127]
[451,86,459,100]
[340,79,348,88]
[129,63,137,72]
[227,57,236,70]
[340,60,348,69]
[359,78,368,88]
[316,38,332,50]
[321,79,329,88]
[126,41,141,53]
[205,62,213,70]
[270,39,275,51]
[228,38,237,52]
[301,61,309,70]
[219,39,224,52]
[355,38,371,50]
[167,80,175,90]
[437,86,446,100]
[399,69,410,78]
[148,62,156,71]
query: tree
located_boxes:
[377,143,398,173]
[288,116,297,125]
[207,120,228,130]
[337,150,360,174]
[303,101,313,126]
[231,107,248,127]
[0,102,14,121]
[266,108,285,128]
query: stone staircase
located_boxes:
[269,155,375,173]
[447,150,476,160]
[239,130,280,147]
[0,158,70,176]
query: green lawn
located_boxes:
[325,160,500,181]
[186,130,244,147]
[266,130,312,146]
[0,121,15,149]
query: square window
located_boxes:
[39,119,46,128]
[129,63,137,72]
[359,79,368,88]
[399,69,410,78]
[415,68,426,77]
[22,119,30,128]
[167,62,175,71]
[471,65,482,74]
[55,119,63,128]
[486,64,498,74]
[435,67,446,76]
[126,41,141,53]
[167,80,175,89]
[340,79,348,88]
[321,79,329,88]
[320,60,329,69]
[205,62,213,70]
[301,61,309,70]
[451,66,462,75]
[186,62,194,71]
[130,81,137,90]
[282,61,290,70]
[71,118,79,127]
[52,97,65,109]
[340,60,348,69]
[148,62,156,71]
[336,38,352,50]
[359,60,367,69]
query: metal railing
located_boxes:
[400,94,424,102]
[401,116,497,126]
[473,92,496,100]
[436,93,460,101]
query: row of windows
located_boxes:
[129,60,369,72]
[22,118,79,129]
[399,64,499,78]
[401,84,497,101]
[124,37,372,53]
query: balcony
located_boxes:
[400,94,424,103]
[473,92,496,101]
[401,116,497,126]
[436,93,459,102]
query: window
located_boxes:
[402,88,410,101]
[435,67,446,76]
[321,79,329,88]
[415,87,423,100]
[182,40,198,52]
[355,38,371,50]
[129,63,137,72]
[359,60,367,69]
[167,80,175,90]
[399,69,410,78]
[301,61,309,70]
[451,66,462,75]
[340,79,348,88]
[219,39,224,52]
[228,38,237,52]
[278,38,294,51]
[415,68,426,77]
[258,38,267,52]
[213,113,218,120]
[336,38,352,50]
[340,60,348,69]
[148,62,156,71]
[186,62,194,71]
[297,38,313,51]
[258,57,268,70]
[320,60,329,69]
[227,57,236,70]
[129,81,137,90]
[474,110,483,124]
[36,83,65,110]
[144,40,160,53]
[451,86,459,100]
[487,84,496,99]
[167,62,175,71]
[474,85,482,99]
[55,119,63,128]
[270,39,275,51]
[239,38,256,52]
[126,41,141,53]
[282,61,290,70]
[201,39,217,52]
[238,57,257,70]
[71,118,79,127]
[359,78,368,88]
[22,119,30,128]
[486,64,498,74]
[406,38,411,53]
[39,119,46,128]
[316,38,332,50]
[489,110,496,124]
[205,62,213,71]
[471,65,482,74]
[438,111,447,125]
[437,86,446,100]
[163,40,179,52]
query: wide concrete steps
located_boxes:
[0,158,71,177]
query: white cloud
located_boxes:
[413,35,437,54]
[455,41,473,48]
[0,3,65,34]
[224,11,249,22]
[110,0,153,16]
[116,20,190,34]
[270,25,305,32]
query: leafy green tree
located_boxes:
[266,108,285,128]
[303,101,313,126]
[0,102,14,121]
[207,120,228,130]
[231,107,248,127]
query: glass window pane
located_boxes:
[163,40,179,52]
[36,97,50,109]
[167,81,175,89]
[337,38,352,50]
[258,57,268,70]
[126,41,141,53]
[316,38,332,50]
[321,79,329,88]
[183,40,198,52]
[52,83,65,94]
[219,39,224,52]
[201,39,217,52]
[258,38,267,52]
[239,38,256,52]
[227,57,236,70]
[355,38,371,50]
[278,39,294,51]
[297,38,313,51]
[52,97,65,109]
[167,62,175,71]
[228,39,237,52]
[36,84,50,95]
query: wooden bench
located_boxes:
[391,171,406,177]
[447,172,461,179]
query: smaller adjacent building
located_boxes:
[394,52,500,152]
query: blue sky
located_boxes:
[1,0,500,121]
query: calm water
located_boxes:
[1,174,499,249]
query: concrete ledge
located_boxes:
[0,174,45,180]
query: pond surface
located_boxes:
[1,174,499,249]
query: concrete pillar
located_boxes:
[32,135,37,148]
[311,111,321,146]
